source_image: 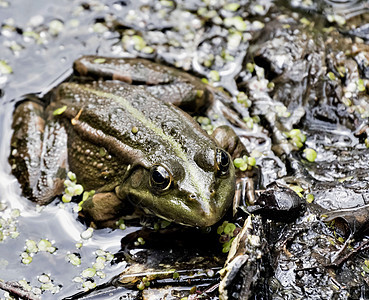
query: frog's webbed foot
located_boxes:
[211,125,260,213]
[9,101,68,205]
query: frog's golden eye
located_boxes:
[149,165,172,191]
[215,148,230,177]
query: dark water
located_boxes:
[1,0,369,298]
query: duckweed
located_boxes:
[134,237,145,246]
[160,0,174,7]
[0,60,12,74]
[131,126,138,134]
[126,35,154,54]
[224,16,247,31]
[289,185,304,198]
[137,276,151,290]
[82,280,96,290]
[363,260,369,274]
[306,194,314,203]
[116,218,126,230]
[82,268,96,278]
[284,129,306,148]
[217,221,239,253]
[137,281,146,290]
[243,116,260,129]
[195,116,214,135]
[70,248,114,290]
[223,3,240,11]
[365,138,369,148]
[10,209,20,218]
[233,155,256,171]
[327,14,346,26]
[252,4,266,15]
[18,280,32,292]
[93,257,106,270]
[62,171,84,202]
[209,70,220,82]
[77,190,95,212]
[154,219,171,230]
[38,274,50,284]
[357,79,366,92]
[327,71,336,81]
[0,208,21,243]
[300,17,311,26]
[21,253,33,264]
[24,238,55,255]
[73,276,83,283]
[96,271,105,279]
[48,20,64,36]
[25,239,38,253]
[92,23,108,33]
[38,239,56,252]
[53,105,67,116]
[93,58,106,64]
[337,66,346,77]
[275,105,291,118]
[81,227,94,240]
[246,62,255,73]
[66,253,81,266]
[303,148,317,162]
[237,92,251,107]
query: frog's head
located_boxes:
[116,148,235,227]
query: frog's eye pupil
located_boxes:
[150,165,172,191]
[216,148,230,177]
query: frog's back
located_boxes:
[54,81,215,168]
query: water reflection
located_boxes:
[323,0,369,18]
[288,0,369,18]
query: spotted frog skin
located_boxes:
[9,56,238,227]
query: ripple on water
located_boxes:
[322,0,369,18]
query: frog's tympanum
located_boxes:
[9,56,237,227]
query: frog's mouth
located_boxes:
[127,190,231,227]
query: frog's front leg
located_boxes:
[81,192,128,228]
[73,56,210,112]
[211,125,258,213]
[9,101,68,205]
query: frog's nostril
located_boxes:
[189,194,197,201]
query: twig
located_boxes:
[0,280,40,300]
[328,238,369,267]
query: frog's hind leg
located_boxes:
[73,56,210,112]
[9,101,68,205]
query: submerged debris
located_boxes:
[219,216,267,300]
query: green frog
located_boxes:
[9,56,243,227]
